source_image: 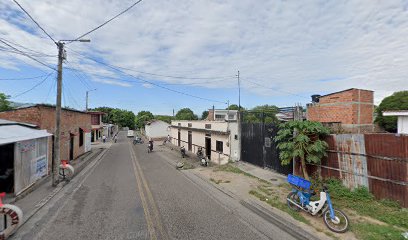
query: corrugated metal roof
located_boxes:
[0,119,37,128]
[0,125,51,145]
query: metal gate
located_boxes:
[241,122,292,175]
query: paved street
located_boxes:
[11,132,297,240]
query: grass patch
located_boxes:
[325,179,408,229]
[249,189,310,224]
[352,223,405,240]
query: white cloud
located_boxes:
[91,78,131,87]
[1,0,408,103]
[142,83,153,88]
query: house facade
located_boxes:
[0,119,51,196]
[88,111,105,142]
[170,120,240,164]
[307,88,374,133]
[0,104,92,163]
[145,120,170,140]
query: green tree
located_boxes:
[0,93,12,112]
[226,104,240,110]
[135,111,154,128]
[155,115,173,124]
[244,104,279,123]
[91,107,136,129]
[201,110,209,120]
[274,120,330,180]
[175,108,198,120]
[375,91,408,132]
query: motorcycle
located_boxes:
[180,146,186,158]
[197,147,209,166]
[197,147,204,158]
[147,141,153,153]
[286,174,349,233]
[133,137,144,145]
[200,156,209,167]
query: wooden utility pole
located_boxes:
[52,41,64,186]
[237,70,241,111]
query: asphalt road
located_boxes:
[11,132,297,240]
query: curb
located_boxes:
[10,147,109,234]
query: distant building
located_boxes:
[0,104,92,162]
[88,111,105,142]
[0,119,51,196]
[382,110,408,134]
[307,88,374,133]
[170,120,240,164]
[206,109,238,121]
[144,120,170,140]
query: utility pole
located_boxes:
[237,70,241,111]
[52,39,90,187]
[52,41,64,186]
[85,88,97,112]
[236,71,242,162]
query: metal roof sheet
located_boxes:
[0,125,51,145]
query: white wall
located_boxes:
[398,116,408,134]
[145,121,170,139]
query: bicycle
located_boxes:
[0,192,23,239]
[286,174,349,233]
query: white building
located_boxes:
[0,119,51,196]
[383,110,408,134]
[145,120,171,140]
[170,120,240,165]
[207,109,238,121]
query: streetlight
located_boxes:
[86,88,97,112]
[52,38,90,187]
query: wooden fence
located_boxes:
[295,133,408,207]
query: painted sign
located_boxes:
[35,156,47,179]
[18,139,35,153]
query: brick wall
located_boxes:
[0,105,91,166]
[307,89,374,125]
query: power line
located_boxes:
[12,72,54,99]
[242,78,309,99]
[12,0,57,45]
[69,0,144,42]
[63,78,81,109]
[65,47,227,104]
[44,77,57,102]
[0,73,50,81]
[0,39,57,71]
[0,37,56,57]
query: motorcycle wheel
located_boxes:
[287,192,301,211]
[323,209,349,233]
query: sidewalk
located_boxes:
[2,142,111,232]
[233,161,287,185]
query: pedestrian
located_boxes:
[114,135,117,143]
[102,135,106,143]
[167,134,171,143]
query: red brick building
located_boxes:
[0,104,92,165]
[307,88,374,133]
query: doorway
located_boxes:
[0,143,14,193]
[188,131,192,151]
[178,130,181,146]
[205,135,211,160]
[70,136,74,160]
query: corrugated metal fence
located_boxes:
[297,133,408,207]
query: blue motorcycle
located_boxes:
[286,174,349,233]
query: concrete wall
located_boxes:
[398,116,408,134]
[145,121,170,139]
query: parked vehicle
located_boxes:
[133,136,143,144]
[180,146,186,158]
[197,147,204,158]
[127,130,134,138]
[286,174,349,233]
[200,156,209,167]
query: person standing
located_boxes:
[102,135,106,143]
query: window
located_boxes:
[91,115,100,125]
[205,124,211,129]
[216,141,223,153]
[228,114,235,120]
[215,114,224,120]
[79,128,84,147]
[188,123,192,127]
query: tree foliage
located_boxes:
[375,91,408,132]
[226,104,240,110]
[175,108,198,120]
[135,111,154,128]
[155,115,173,124]
[201,110,209,120]
[0,93,12,112]
[244,104,279,123]
[91,107,136,129]
[274,120,330,180]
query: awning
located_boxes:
[0,125,52,145]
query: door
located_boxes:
[0,143,14,193]
[205,136,211,160]
[70,136,74,160]
[178,130,181,146]
[188,131,192,151]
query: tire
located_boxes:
[59,164,74,180]
[323,209,349,233]
[287,192,301,211]
[0,204,23,237]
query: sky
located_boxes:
[1,0,408,116]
